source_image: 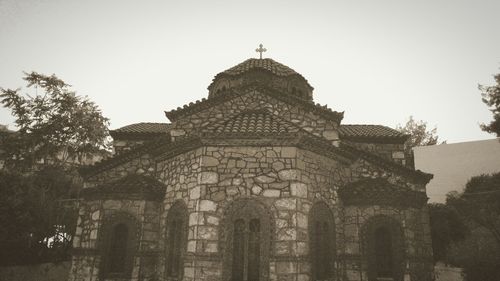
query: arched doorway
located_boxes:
[362,215,405,281]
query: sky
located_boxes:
[0,0,499,143]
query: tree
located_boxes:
[396,116,443,150]
[0,72,110,264]
[479,73,500,136]
[428,203,467,263]
[446,173,500,281]
[0,71,111,170]
[0,167,78,265]
[448,173,500,245]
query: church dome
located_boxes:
[208,58,314,101]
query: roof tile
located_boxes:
[339,124,408,143]
[213,110,299,134]
[223,58,299,77]
[110,122,171,139]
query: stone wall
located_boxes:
[342,205,433,281]
[70,198,161,281]
[170,90,339,142]
[113,139,147,155]
[84,154,155,188]
[0,262,70,281]
[70,142,432,281]
[347,142,407,166]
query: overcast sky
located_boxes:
[1,0,499,143]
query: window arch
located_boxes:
[361,215,405,281]
[165,200,188,280]
[222,199,272,281]
[99,212,138,279]
[308,201,336,281]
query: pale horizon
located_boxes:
[1,0,499,143]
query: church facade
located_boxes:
[68,57,434,281]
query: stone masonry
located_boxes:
[69,58,433,281]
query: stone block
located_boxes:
[90,229,98,240]
[295,212,307,229]
[290,182,307,198]
[227,186,239,196]
[251,185,263,195]
[91,210,100,220]
[296,242,307,255]
[199,200,217,212]
[255,175,276,183]
[275,241,290,255]
[281,147,297,158]
[206,215,219,225]
[275,198,297,210]
[392,151,405,159]
[278,169,300,181]
[103,200,122,209]
[278,228,297,241]
[198,226,217,240]
[322,130,339,140]
[199,172,219,184]
[170,129,186,137]
[272,161,285,171]
[185,266,195,277]
[276,261,296,274]
[202,156,219,167]
[189,212,202,226]
[205,242,218,253]
[276,218,288,229]
[189,186,201,200]
[263,189,280,197]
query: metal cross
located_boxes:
[255,44,267,59]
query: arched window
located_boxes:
[165,201,188,280]
[231,218,261,281]
[108,223,129,273]
[309,202,335,281]
[223,199,271,281]
[362,215,405,281]
[99,213,138,279]
[374,227,393,278]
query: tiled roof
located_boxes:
[110,122,171,139]
[338,142,433,184]
[213,110,300,134]
[80,174,166,201]
[339,124,408,143]
[223,58,299,77]
[209,58,313,90]
[338,178,428,208]
[165,85,343,122]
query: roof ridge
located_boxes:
[165,85,343,122]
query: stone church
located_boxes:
[69,54,434,281]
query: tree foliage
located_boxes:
[0,72,109,265]
[444,172,500,280]
[396,116,442,150]
[0,167,78,265]
[448,173,500,245]
[0,71,111,170]
[428,203,467,263]
[479,73,500,136]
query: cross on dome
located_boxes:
[255,44,267,59]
